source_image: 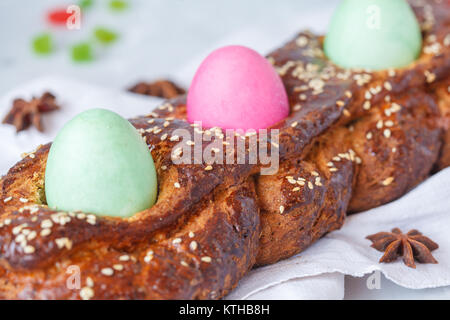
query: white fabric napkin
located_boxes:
[1,76,449,300]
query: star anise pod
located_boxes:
[129,80,186,99]
[366,228,439,268]
[2,92,60,133]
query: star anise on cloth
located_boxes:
[366,228,439,268]
[2,92,60,133]
[128,80,186,99]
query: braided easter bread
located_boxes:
[0,0,449,298]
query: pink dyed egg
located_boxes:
[187,45,289,130]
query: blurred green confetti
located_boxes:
[79,0,94,10]
[94,27,118,44]
[32,33,53,55]
[109,0,128,11]
[71,42,94,62]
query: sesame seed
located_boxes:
[363,101,371,110]
[163,121,170,127]
[385,120,394,127]
[170,135,180,142]
[201,256,212,263]
[382,177,394,186]
[291,121,298,128]
[376,120,383,129]
[189,241,198,251]
[76,213,86,220]
[27,231,37,241]
[329,168,338,172]
[12,226,23,235]
[23,245,35,254]
[186,140,195,146]
[390,103,402,112]
[383,129,391,138]
[40,229,51,237]
[311,171,319,176]
[172,238,182,244]
[308,181,314,189]
[181,261,189,267]
[336,100,345,107]
[174,182,181,189]
[3,196,12,203]
[315,177,322,186]
[80,287,94,300]
[279,205,285,214]
[296,35,308,47]
[15,234,25,243]
[332,156,341,162]
[205,165,213,171]
[297,180,305,186]
[160,133,168,141]
[445,34,450,47]
[292,187,300,192]
[113,264,124,271]
[345,91,352,98]
[384,82,392,91]
[424,70,436,83]
[343,109,351,117]
[366,132,373,140]
[365,91,372,100]
[119,255,130,261]
[55,237,73,250]
[188,231,195,238]
[19,198,28,203]
[101,268,114,276]
[41,219,53,229]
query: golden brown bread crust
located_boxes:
[0,0,449,298]
[433,78,450,169]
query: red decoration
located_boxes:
[47,8,73,26]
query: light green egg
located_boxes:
[45,109,158,217]
[324,0,422,70]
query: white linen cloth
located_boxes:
[1,76,449,300]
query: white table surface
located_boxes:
[1,0,448,300]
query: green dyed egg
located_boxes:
[324,0,422,70]
[45,109,157,217]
